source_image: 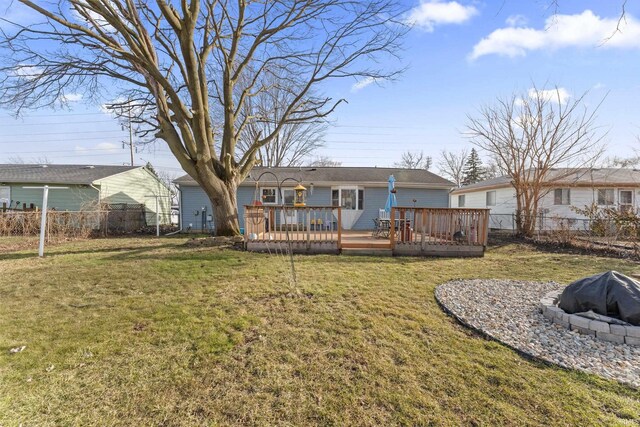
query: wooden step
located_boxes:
[340,242,391,249]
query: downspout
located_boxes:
[89,183,101,205]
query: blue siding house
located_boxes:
[174,167,454,232]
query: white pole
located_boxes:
[38,185,49,257]
[155,196,160,237]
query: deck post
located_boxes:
[390,207,396,250]
[337,207,342,249]
[306,208,311,249]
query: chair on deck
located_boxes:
[372,209,391,238]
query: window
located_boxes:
[619,190,633,213]
[331,187,364,210]
[0,186,9,207]
[486,191,496,207]
[281,189,295,206]
[332,189,339,207]
[261,188,277,204]
[554,188,571,205]
[458,194,465,208]
[597,189,614,206]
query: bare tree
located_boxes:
[466,86,605,237]
[0,1,407,235]
[394,150,432,170]
[7,156,52,164]
[307,156,342,167]
[237,78,327,167]
[437,149,468,187]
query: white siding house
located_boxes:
[450,169,640,231]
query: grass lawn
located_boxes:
[1,237,639,426]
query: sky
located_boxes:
[1,0,639,178]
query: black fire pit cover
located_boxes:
[558,271,640,326]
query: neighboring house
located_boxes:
[450,168,640,230]
[0,164,172,225]
[175,167,454,232]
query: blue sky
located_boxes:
[1,0,639,177]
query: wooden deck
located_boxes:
[244,205,490,257]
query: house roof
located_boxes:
[0,164,141,185]
[174,166,455,188]
[451,168,640,194]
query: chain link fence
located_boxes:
[1,204,176,240]
[489,212,640,249]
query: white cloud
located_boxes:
[593,82,605,90]
[470,10,640,60]
[351,77,380,92]
[60,93,83,103]
[72,2,116,33]
[406,0,478,32]
[529,88,570,105]
[13,65,43,81]
[506,14,527,27]
[76,142,121,154]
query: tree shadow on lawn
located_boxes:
[0,242,182,261]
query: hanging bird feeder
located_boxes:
[294,183,307,207]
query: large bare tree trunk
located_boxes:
[206,182,240,236]
[0,0,407,236]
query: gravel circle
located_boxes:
[435,280,640,388]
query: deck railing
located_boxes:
[244,205,342,246]
[390,207,490,248]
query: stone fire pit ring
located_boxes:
[540,290,640,346]
[436,279,640,388]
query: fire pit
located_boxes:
[540,271,640,346]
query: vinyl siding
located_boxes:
[4,183,98,211]
[96,168,171,225]
[180,184,451,232]
[451,185,640,230]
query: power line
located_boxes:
[0,129,124,137]
[0,119,116,127]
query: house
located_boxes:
[0,164,172,225]
[450,168,640,230]
[174,167,455,232]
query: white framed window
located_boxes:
[486,191,496,207]
[619,190,634,213]
[331,186,364,210]
[554,188,570,205]
[458,194,465,208]
[0,186,9,207]
[261,187,277,204]
[597,188,614,206]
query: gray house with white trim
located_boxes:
[175,167,454,232]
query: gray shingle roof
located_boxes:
[174,166,455,188]
[0,164,140,185]
[452,168,640,193]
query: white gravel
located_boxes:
[435,279,640,388]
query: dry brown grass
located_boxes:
[1,237,639,426]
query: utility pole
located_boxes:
[122,105,135,166]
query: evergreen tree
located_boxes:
[461,149,485,186]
